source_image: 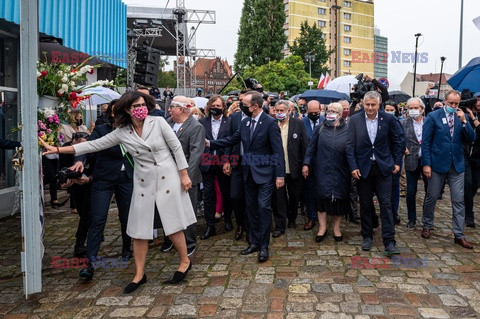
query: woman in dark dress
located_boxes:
[303,102,352,242]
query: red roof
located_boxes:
[416,73,452,83]
[192,57,232,78]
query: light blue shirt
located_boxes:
[365,112,378,160]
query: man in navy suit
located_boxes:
[346,91,405,256]
[421,90,476,248]
[207,91,285,262]
[301,100,325,230]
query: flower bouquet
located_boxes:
[37,108,63,148]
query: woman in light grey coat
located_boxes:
[40,91,196,293]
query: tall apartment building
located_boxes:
[374,27,388,79]
[284,0,374,78]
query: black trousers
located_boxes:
[86,171,132,261]
[202,165,232,228]
[231,162,247,230]
[273,174,302,230]
[70,184,92,246]
[42,156,58,203]
[465,157,480,224]
[357,163,395,246]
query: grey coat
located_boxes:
[402,117,422,171]
[73,116,197,239]
[167,115,206,185]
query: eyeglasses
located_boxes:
[131,103,147,109]
[72,132,89,140]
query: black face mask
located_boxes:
[239,102,253,117]
[210,107,223,117]
[298,105,307,114]
[308,113,320,122]
[76,119,83,126]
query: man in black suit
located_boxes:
[272,100,308,236]
[207,91,285,262]
[199,95,233,239]
[346,91,405,256]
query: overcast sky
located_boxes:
[122,0,480,90]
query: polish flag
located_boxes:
[317,73,326,89]
[324,72,331,86]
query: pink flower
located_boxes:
[47,117,54,123]
[38,131,45,137]
[59,134,65,142]
[46,129,52,133]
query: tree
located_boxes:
[158,71,177,88]
[243,55,309,95]
[288,21,331,79]
[234,0,287,72]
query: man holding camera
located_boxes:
[421,90,476,248]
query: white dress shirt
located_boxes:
[365,112,378,160]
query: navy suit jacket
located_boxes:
[346,110,405,178]
[229,112,245,168]
[302,116,325,141]
[199,115,231,173]
[210,112,285,184]
[422,108,475,173]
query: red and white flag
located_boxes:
[317,73,326,89]
[324,72,331,86]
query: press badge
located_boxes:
[442,118,447,124]
[293,133,298,139]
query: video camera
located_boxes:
[459,89,477,111]
[244,78,264,94]
[350,73,378,102]
[57,167,83,185]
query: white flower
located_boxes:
[69,81,75,88]
[42,108,55,118]
[58,103,65,109]
[75,71,82,77]
[61,84,68,91]
[61,76,68,83]
[57,71,63,76]
[36,71,41,77]
[58,89,65,95]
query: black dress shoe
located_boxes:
[163,262,192,284]
[303,219,315,230]
[122,248,133,260]
[124,273,147,293]
[272,230,284,238]
[225,219,233,232]
[395,217,401,225]
[315,232,327,243]
[287,221,296,228]
[258,249,269,262]
[235,227,244,240]
[241,244,260,255]
[79,265,94,280]
[466,222,476,228]
[334,235,343,242]
[200,226,216,240]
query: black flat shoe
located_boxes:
[50,201,61,208]
[315,232,327,243]
[334,235,343,242]
[163,261,192,285]
[79,265,94,280]
[124,273,147,294]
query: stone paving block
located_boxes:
[198,304,218,317]
[418,308,450,318]
[456,288,480,300]
[166,304,197,316]
[438,294,468,307]
[220,298,243,309]
[332,283,354,293]
[319,313,353,319]
[397,284,427,294]
[360,304,384,315]
[285,313,316,319]
[146,306,166,318]
[95,297,132,306]
[288,284,310,294]
[223,288,245,298]
[315,302,340,312]
[202,286,224,297]
[109,307,148,317]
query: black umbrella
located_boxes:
[388,90,411,104]
[226,90,241,96]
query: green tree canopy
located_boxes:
[234,0,287,72]
[243,55,309,95]
[288,21,331,79]
[158,71,176,88]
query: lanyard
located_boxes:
[119,144,134,169]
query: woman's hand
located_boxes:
[302,165,309,178]
[70,161,84,173]
[38,137,58,155]
[180,170,192,192]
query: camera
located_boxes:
[350,73,378,102]
[459,89,477,111]
[244,77,264,93]
[57,167,83,185]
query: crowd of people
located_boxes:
[37,82,480,294]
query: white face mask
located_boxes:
[320,111,325,117]
[409,109,421,118]
[192,114,199,120]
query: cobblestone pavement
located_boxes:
[1,188,480,319]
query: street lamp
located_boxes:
[331,5,341,78]
[412,33,422,97]
[437,56,446,100]
[305,52,315,89]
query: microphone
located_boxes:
[415,33,422,37]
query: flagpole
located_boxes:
[459,0,464,69]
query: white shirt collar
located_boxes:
[211,114,223,122]
[252,111,263,123]
[365,112,378,122]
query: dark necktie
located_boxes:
[250,119,256,139]
[313,120,317,130]
[448,114,454,137]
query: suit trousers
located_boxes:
[274,174,302,230]
[405,159,428,222]
[231,162,247,230]
[86,171,132,261]
[245,171,274,249]
[202,166,232,228]
[422,165,466,238]
[464,157,480,224]
[357,163,396,246]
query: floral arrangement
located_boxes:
[36,52,115,119]
[37,108,63,147]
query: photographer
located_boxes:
[464,93,480,228]
[59,132,93,257]
[350,74,389,115]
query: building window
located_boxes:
[344,36,351,43]
[318,0,326,2]
[344,49,351,55]
[344,13,351,20]
[344,60,351,67]
[344,25,351,32]
[318,8,326,15]
[318,20,326,27]
[344,1,352,7]
[321,33,326,39]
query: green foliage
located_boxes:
[158,71,177,88]
[114,68,127,87]
[288,21,332,79]
[220,77,243,95]
[243,55,309,95]
[234,0,287,72]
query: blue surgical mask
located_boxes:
[386,111,396,116]
[276,113,287,121]
[446,106,457,114]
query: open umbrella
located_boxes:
[324,75,358,95]
[448,57,480,93]
[388,90,411,104]
[299,89,350,104]
[79,86,121,105]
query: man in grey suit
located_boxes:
[402,97,429,229]
[161,96,205,256]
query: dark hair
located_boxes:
[113,91,156,128]
[205,95,227,117]
[246,91,264,109]
[385,100,400,117]
[136,86,150,92]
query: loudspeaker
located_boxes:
[135,62,159,75]
[136,51,160,64]
[134,73,158,86]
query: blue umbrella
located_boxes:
[299,89,350,104]
[447,57,480,92]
